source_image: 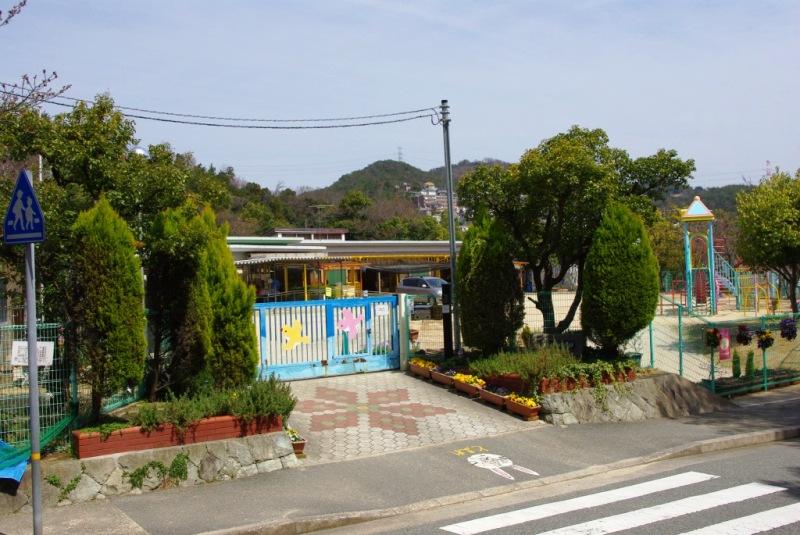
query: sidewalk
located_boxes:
[2,381,800,535]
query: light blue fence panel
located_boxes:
[255,295,399,381]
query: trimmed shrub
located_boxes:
[746,350,756,378]
[198,209,259,389]
[732,350,742,379]
[458,213,524,355]
[582,202,659,358]
[68,197,147,422]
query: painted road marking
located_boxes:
[679,502,800,534]
[440,471,718,534]
[537,482,786,535]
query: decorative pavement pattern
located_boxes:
[287,371,540,464]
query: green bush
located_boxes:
[468,344,578,384]
[582,202,659,358]
[67,197,147,422]
[458,213,524,355]
[120,377,297,433]
[732,350,741,378]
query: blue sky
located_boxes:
[3,0,798,190]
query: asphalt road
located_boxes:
[322,439,800,535]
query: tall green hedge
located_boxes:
[581,202,659,357]
[457,214,524,355]
[198,208,259,389]
[68,197,147,422]
[144,203,213,398]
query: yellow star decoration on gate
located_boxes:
[282,320,310,351]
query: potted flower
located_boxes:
[285,427,306,457]
[780,318,797,341]
[479,384,509,407]
[408,357,436,379]
[705,328,721,348]
[756,330,775,350]
[452,373,486,397]
[736,324,753,346]
[505,393,540,421]
[430,367,456,387]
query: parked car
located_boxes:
[396,276,447,305]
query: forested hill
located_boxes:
[658,184,754,213]
[321,160,430,197]
[318,158,509,198]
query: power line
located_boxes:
[0,86,438,127]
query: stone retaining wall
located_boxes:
[0,431,297,515]
[540,372,733,426]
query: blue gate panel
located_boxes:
[254,296,398,381]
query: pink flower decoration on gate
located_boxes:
[337,309,364,341]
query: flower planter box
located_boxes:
[485,373,528,394]
[292,439,307,457]
[430,370,454,387]
[453,380,481,398]
[625,367,637,382]
[478,388,506,408]
[408,363,431,379]
[505,399,540,421]
[72,415,283,459]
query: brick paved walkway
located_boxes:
[286,371,541,464]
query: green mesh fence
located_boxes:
[522,291,582,333]
[0,323,72,470]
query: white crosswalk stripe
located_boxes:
[536,482,786,535]
[439,471,718,534]
[678,502,800,534]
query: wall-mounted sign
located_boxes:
[10,341,54,367]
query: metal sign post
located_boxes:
[4,169,46,535]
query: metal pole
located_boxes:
[648,322,655,369]
[678,304,684,377]
[440,99,461,353]
[710,345,716,394]
[25,243,42,534]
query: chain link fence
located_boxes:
[0,323,72,469]
[644,295,800,395]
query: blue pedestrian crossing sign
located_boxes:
[3,169,45,245]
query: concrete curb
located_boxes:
[201,425,800,535]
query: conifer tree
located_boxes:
[582,202,659,357]
[68,197,146,421]
[198,208,259,388]
[143,203,213,399]
[457,213,524,355]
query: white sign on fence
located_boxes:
[10,341,54,367]
[375,303,389,317]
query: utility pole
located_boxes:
[440,100,461,353]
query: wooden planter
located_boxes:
[453,380,481,398]
[408,363,431,379]
[72,415,282,459]
[430,370,454,387]
[505,399,540,421]
[478,388,506,408]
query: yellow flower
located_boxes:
[453,373,486,388]
[507,392,538,408]
[410,357,437,369]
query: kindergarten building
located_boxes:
[229,230,459,302]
